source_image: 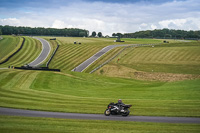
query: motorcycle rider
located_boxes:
[116,99,125,112]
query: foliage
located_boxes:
[92,31,97,37]
[112,33,123,37]
[97,32,102,37]
[120,28,200,39]
[79,31,87,37]
[0,25,89,37]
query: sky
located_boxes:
[0,0,200,35]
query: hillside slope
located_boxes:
[0,35,20,61]
[0,69,199,117]
[0,36,42,68]
[95,42,200,81]
[46,37,162,71]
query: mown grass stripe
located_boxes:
[2,37,32,66]
[0,36,20,60]
[12,38,33,65]
[0,71,21,88]
[0,37,42,67]
[59,47,99,70]
[52,46,80,63]
[19,38,41,65]
[52,45,93,69]
[50,45,80,65]
[2,70,33,89]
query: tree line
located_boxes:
[0,25,89,37]
[113,28,200,39]
[91,31,103,37]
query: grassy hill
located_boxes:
[45,37,163,71]
[0,37,200,132]
[0,37,199,116]
[0,36,42,68]
[0,35,21,61]
[95,41,200,81]
[0,69,199,117]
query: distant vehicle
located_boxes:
[163,40,169,43]
[104,102,132,117]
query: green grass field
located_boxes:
[0,35,21,61]
[114,42,200,74]
[0,69,199,117]
[43,37,163,71]
[0,116,199,133]
[95,41,200,81]
[0,36,199,132]
[0,36,42,68]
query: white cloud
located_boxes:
[51,20,65,29]
[140,23,148,27]
[158,17,200,30]
[151,24,157,30]
[159,19,187,28]
[0,18,20,26]
[0,0,200,35]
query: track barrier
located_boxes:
[14,66,60,72]
[46,44,59,67]
[0,37,25,64]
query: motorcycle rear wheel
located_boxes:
[104,109,111,116]
[122,110,130,117]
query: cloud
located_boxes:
[159,19,187,28]
[0,0,200,35]
[0,18,20,26]
[51,20,66,29]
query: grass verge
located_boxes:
[0,115,199,133]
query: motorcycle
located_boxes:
[104,102,132,117]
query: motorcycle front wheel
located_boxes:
[104,109,111,116]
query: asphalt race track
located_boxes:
[72,44,132,72]
[28,37,51,67]
[72,44,154,72]
[0,107,200,124]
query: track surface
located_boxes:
[0,107,199,124]
[72,44,153,72]
[28,37,51,67]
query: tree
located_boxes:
[97,32,102,37]
[112,33,116,37]
[79,31,86,37]
[0,25,89,37]
[122,28,200,39]
[116,33,122,38]
[92,31,96,37]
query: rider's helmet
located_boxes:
[118,99,122,104]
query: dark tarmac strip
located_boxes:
[0,107,200,124]
[72,44,152,72]
[28,37,51,67]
